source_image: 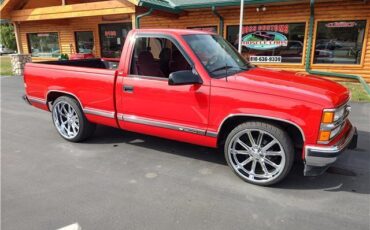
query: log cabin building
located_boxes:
[1,0,370,84]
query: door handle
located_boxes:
[123,85,134,93]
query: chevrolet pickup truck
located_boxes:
[23,29,357,186]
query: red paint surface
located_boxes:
[24,29,351,158]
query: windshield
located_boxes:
[183,34,253,78]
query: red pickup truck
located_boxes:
[23,29,357,186]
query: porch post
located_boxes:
[12,22,22,54]
[237,0,244,53]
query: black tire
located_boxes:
[224,121,294,186]
[52,96,96,142]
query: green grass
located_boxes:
[340,82,370,103]
[0,56,13,76]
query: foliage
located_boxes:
[0,23,17,51]
[0,56,13,76]
[59,53,69,60]
[340,82,370,103]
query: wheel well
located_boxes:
[46,91,81,110]
[217,116,304,153]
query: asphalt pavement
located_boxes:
[1,76,370,230]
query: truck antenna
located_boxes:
[225,63,228,82]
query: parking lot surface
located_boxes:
[1,76,370,230]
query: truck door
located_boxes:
[118,35,210,136]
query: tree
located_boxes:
[0,23,17,51]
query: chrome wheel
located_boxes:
[227,129,286,184]
[52,101,80,139]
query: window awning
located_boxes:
[136,0,297,13]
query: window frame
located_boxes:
[74,30,94,54]
[225,21,308,66]
[311,18,369,68]
[128,33,194,81]
[187,25,218,34]
[26,32,61,58]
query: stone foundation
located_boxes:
[10,54,32,76]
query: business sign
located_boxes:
[37,33,51,37]
[242,31,288,50]
[250,56,282,63]
[242,24,289,34]
[105,31,117,38]
[325,21,357,28]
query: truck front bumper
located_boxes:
[303,125,358,176]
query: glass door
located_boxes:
[99,23,132,58]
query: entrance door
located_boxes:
[99,23,131,58]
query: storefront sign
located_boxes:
[241,31,288,50]
[242,24,289,34]
[104,31,117,37]
[227,22,305,64]
[37,33,50,37]
[325,21,357,28]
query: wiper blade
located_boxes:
[210,65,238,73]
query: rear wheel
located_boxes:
[224,121,294,186]
[52,96,96,142]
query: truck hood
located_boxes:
[218,67,349,107]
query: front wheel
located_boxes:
[52,96,96,142]
[224,121,294,186]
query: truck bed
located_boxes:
[24,58,118,127]
[38,58,119,69]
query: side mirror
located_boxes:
[168,70,203,86]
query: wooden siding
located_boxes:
[11,0,135,21]
[140,0,370,83]
[22,0,62,9]
[22,0,109,9]
[18,15,133,59]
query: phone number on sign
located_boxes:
[249,56,282,63]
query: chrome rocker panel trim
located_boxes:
[27,95,47,104]
[121,114,207,136]
[83,107,115,119]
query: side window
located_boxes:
[130,36,191,78]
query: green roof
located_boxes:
[138,0,295,12]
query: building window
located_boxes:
[27,32,60,58]
[226,23,306,63]
[99,23,132,58]
[75,31,94,54]
[314,20,366,64]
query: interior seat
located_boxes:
[137,51,164,77]
[159,48,171,77]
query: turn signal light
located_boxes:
[322,111,334,123]
[318,130,331,142]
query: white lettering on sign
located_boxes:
[326,22,357,28]
[250,56,282,63]
[242,40,288,46]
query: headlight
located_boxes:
[318,104,350,143]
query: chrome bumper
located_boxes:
[303,125,358,176]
